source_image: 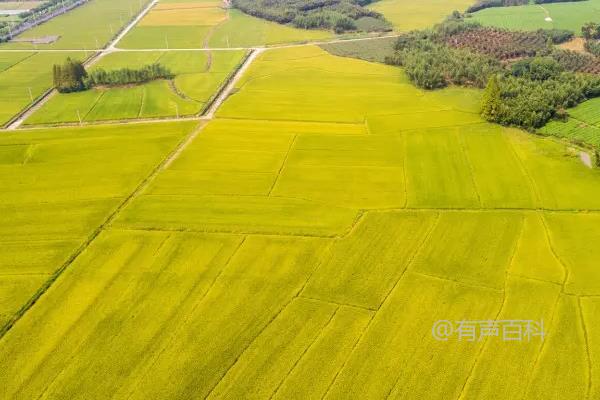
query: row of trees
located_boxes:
[53,58,173,93]
[231,0,389,33]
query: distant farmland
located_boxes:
[25,50,246,124]
[470,0,600,33]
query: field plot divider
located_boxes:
[455,215,525,400]
[0,121,208,339]
[2,0,159,130]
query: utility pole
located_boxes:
[27,87,33,102]
[77,109,82,124]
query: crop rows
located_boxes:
[445,27,547,60]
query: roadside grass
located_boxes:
[24,50,246,124]
[0,51,87,126]
[0,121,197,329]
[470,0,600,33]
[0,0,150,50]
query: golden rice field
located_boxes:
[1,42,600,399]
[369,0,474,31]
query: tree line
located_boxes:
[385,17,600,130]
[231,0,390,33]
[53,58,173,93]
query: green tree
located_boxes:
[481,75,502,121]
[53,58,87,93]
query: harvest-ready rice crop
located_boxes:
[3,39,600,400]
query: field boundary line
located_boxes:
[398,133,408,208]
[123,235,247,400]
[267,134,296,196]
[197,49,251,116]
[137,86,146,118]
[409,271,504,294]
[107,0,158,51]
[203,48,262,119]
[578,296,593,399]
[0,121,206,339]
[202,296,297,399]
[0,32,403,54]
[202,239,336,399]
[0,51,36,74]
[326,213,440,400]
[505,131,543,208]
[521,212,571,394]
[456,214,524,400]
[298,294,377,311]
[457,130,483,208]
[268,305,341,399]
[320,305,376,398]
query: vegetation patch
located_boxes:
[231,0,391,33]
[52,58,174,93]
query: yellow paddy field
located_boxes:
[2,44,600,399]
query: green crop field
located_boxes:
[540,97,600,148]
[0,0,150,50]
[470,0,600,33]
[25,50,246,124]
[0,51,88,126]
[3,0,600,393]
